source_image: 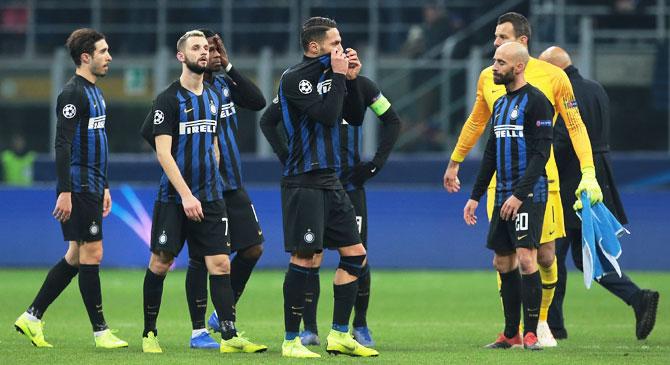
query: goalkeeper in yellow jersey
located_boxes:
[443,12,603,347]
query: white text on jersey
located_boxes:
[494,124,524,138]
[179,120,217,135]
[88,115,106,130]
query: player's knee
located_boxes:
[207,257,230,275]
[338,254,367,277]
[493,252,516,273]
[517,255,537,274]
[294,249,316,260]
[150,252,174,275]
[240,244,263,260]
[537,250,555,268]
[79,243,103,264]
[64,247,80,266]
[338,243,366,257]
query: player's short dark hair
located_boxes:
[300,17,337,52]
[497,12,531,42]
[65,28,105,66]
[198,28,217,39]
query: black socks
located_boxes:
[230,253,260,304]
[27,258,79,319]
[185,258,208,330]
[209,274,236,340]
[302,267,320,333]
[143,269,166,337]
[78,264,108,332]
[332,280,359,330]
[522,271,542,335]
[353,265,371,328]
[283,263,309,334]
[499,270,522,339]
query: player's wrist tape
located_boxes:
[225,63,233,73]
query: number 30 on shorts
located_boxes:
[515,213,528,232]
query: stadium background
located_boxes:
[0,0,668,271]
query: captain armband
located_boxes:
[369,93,391,117]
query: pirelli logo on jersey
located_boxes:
[179,119,217,135]
[220,102,237,118]
[88,115,106,130]
[317,79,332,95]
[494,124,524,138]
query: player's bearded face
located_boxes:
[184,52,207,74]
[493,66,514,85]
[90,39,111,77]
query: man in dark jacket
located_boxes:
[540,46,659,341]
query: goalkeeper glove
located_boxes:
[573,166,603,210]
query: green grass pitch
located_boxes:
[0,270,667,364]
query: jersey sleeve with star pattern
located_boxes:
[54,83,86,193]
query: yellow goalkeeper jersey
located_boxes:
[450,57,594,191]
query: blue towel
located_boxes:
[577,192,629,289]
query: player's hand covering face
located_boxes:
[344,48,362,80]
[331,47,348,75]
[214,35,229,68]
[206,37,223,72]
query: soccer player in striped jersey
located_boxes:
[14,28,127,349]
[139,30,264,354]
[260,76,401,347]
[464,42,553,351]
[443,12,603,347]
[272,16,378,358]
[179,29,267,350]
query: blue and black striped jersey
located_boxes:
[151,80,225,203]
[471,83,554,205]
[260,75,399,191]
[55,75,109,194]
[210,75,242,191]
[278,55,364,180]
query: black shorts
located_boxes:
[60,192,103,243]
[281,186,361,253]
[487,198,546,254]
[346,188,368,247]
[223,188,264,253]
[150,199,231,258]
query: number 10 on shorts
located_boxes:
[515,213,528,232]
